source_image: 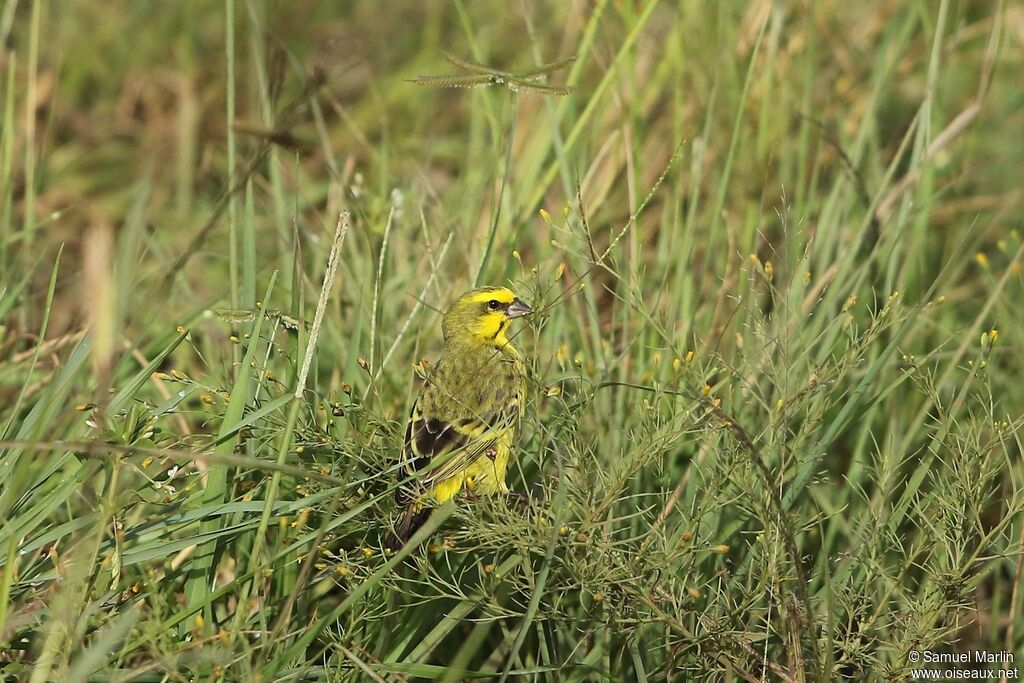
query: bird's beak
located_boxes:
[506,298,533,318]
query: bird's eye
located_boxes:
[487,300,502,311]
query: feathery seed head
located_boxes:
[441,286,532,346]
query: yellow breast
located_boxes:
[427,433,513,503]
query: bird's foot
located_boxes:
[506,490,529,515]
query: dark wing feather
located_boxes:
[390,505,433,548]
[390,397,518,547]
[395,400,521,505]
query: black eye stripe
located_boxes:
[486,299,507,311]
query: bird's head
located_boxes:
[441,286,532,347]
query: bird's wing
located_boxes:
[395,351,524,504]
[397,400,517,498]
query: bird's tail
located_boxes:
[389,505,433,550]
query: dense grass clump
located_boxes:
[1,1,1022,680]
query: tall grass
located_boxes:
[1,1,1022,680]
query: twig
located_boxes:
[163,70,327,284]
[875,103,980,222]
[296,211,351,398]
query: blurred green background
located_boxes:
[2,0,1023,680]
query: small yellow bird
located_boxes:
[392,286,532,546]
